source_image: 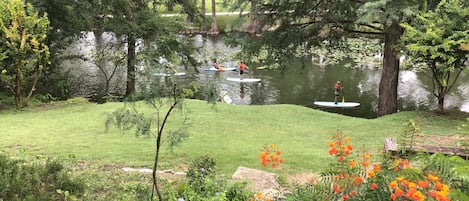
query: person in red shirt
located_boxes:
[213,59,224,71]
[239,61,248,79]
[334,81,343,104]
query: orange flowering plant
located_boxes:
[259,144,284,169]
[278,130,462,201]
[326,131,453,201]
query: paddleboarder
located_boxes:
[239,61,248,80]
[214,60,223,71]
[334,81,343,104]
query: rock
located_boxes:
[230,166,280,192]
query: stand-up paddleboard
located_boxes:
[154,72,187,77]
[204,67,237,71]
[314,101,360,108]
[226,77,261,83]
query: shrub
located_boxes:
[166,155,253,201]
[0,153,85,201]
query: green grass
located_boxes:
[1,99,468,177]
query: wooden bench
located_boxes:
[384,136,469,158]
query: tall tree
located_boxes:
[0,0,50,108]
[246,0,264,33]
[208,0,219,34]
[26,0,95,100]
[400,0,469,113]
[226,0,424,116]
[200,0,207,32]
[102,0,199,97]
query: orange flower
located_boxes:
[428,173,439,182]
[354,176,364,185]
[410,190,425,201]
[343,194,349,200]
[395,189,404,197]
[255,193,263,199]
[328,141,335,148]
[344,136,351,143]
[367,170,375,178]
[339,156,345,162]
[333,184,341,193]
[396,177,404,182]
[408,181,417,189]
[275,150,281,155]
[389,181,398,189]
[349,159,357,168]
[349,190,358,197]
[363,153,371,160]
[347,144,353,151]
[391,193,397,200]
[370,183,378,190]
[361,161,369,167]
[429,190,437,198]
[418,180,429,189]
[336,140,342,146]
[344,150,351,156]
[373,164,381,172]
[405,187,417,199]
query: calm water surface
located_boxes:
[190,35,469,119]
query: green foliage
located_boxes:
[399,119,422,154]
[400,0,469,113]
[0,0,50,108]
[186,156,217,189]
[0,153,85,201]
[167,155,252,201]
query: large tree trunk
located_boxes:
[208,0,218,34]
[246,0,263,33]
[15,64,23,108]
[437,86,445,114]
[378,21,402,117]
[200,0,207,32]
[126,34,136,97]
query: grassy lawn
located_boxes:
[1,99,468,177]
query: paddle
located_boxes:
[340,80,345,111]
[341,80,345,103]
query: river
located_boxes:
[67,33,469,119]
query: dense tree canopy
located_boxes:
[0,0,50,108]
[400,0,469,113]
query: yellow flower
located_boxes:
[389,181,398,189]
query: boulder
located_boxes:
[230,166,280,192]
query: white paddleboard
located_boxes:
[226,77,261,83]
[314,101,360,108]
[154,72,187,77]
[204,67,237,71]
